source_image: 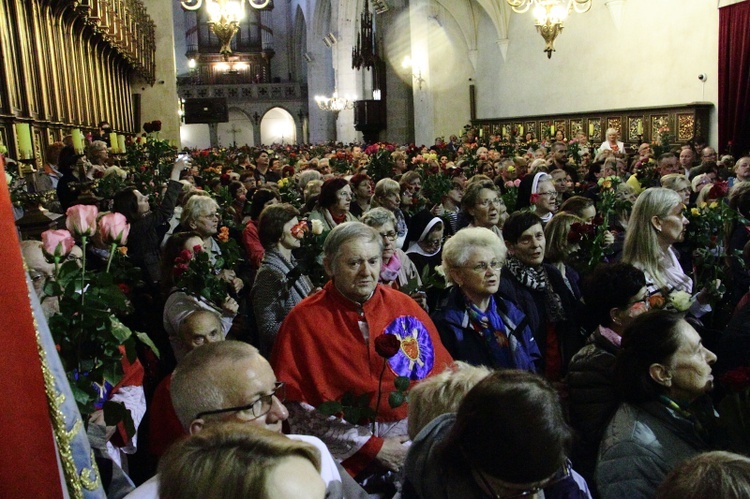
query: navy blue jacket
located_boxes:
[431,286,542,372]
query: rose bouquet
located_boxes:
[42,205,156,435]
[173,244,231,310]
[290,218,329,288]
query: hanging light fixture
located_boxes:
[314,91,356,113]
[505,0,592,58]
[181,0,271,60]
[352,0,379,70]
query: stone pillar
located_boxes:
[208,123,219,147]
[136,0,180,145]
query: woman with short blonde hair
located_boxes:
[159,423,325,499]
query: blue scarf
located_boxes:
[465,294,514,368]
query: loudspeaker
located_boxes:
[184,98,229,124]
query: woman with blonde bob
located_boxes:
[431,227,540,371]
[372,178,408,248]
[622,188,712,317]
[158,423,326,499]
[407,361,491,440]
[660,173,691,205]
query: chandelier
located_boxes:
[181,0,271,60]
[352,0,378,70]
[314,91,356,113]
[506,0,592,58]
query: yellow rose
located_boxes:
[691,208,700,216]
[709,201,719,209]
[668,290,694,312]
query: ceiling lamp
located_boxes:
[314,91,356,113]
[506,0,592,58]
[352,0,379,70]
[181,0,271,60]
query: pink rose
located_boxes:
[41,229,75,259]
[66,204,98,237]
[98,212,130,245]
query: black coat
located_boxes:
[498,262,587,376]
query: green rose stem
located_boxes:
[80,236,87,307]
[373,358,387,437]
[105,242,117,273]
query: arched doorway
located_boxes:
[260,107,296,145]
[217,109,254,147]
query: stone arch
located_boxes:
[260,106,297,145]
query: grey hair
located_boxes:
[171,341,261,430]
[361,207,397,229]
[322,221,382,262]
[605,127,618,137]
[298,169,322,191]
[181,195,219,230]
[442,227,507,285]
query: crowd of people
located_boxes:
[12,124,750,498]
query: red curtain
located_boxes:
[719,0,750,157]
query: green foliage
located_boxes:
[173,246,230,308]
[317,392,377,425]
[420,167,452,207]
[367,150,396,185]
[44,240,148,435]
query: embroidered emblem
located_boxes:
[383,316,435,380]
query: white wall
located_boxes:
[180,124,211,149]
[469,0,719,143]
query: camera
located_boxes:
[698,73,707,82]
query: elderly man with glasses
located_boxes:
[126,341,367,498]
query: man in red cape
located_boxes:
[271,221,452,484]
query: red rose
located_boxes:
[143,122,154,133]
[117,283,131,296]
[374,333,401,359]
[529,193,540,204]
[152,120,162,132]
[721,367,750,392]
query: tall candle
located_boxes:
[519,124,524,136]
[16,123,32,159]
[118,135,127,154]
[109,132,119,153]
[550,125,555,136]
[637,121,643,135]
[72,129,84,154]
[589,123,594,136]
[479,127,483,137]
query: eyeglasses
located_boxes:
[476,461,572,498]
[195,382,285,420]
[461,260,503,274]
[201,212,219,219]
[379,231,398,242]
[476,198,503,208]
[536,191,557,198]
[422,237,443,248]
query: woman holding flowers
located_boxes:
[250,204,314,358]
[622,188,711,317]
[113,158,186,286]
